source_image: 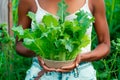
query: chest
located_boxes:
[37,0,86,15]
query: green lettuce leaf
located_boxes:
[12,0,94,61]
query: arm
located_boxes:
[57,0,110,72]
[80,0,110,62]
[16,0,36,57]
[16,0,56,71]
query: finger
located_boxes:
[75,59,80,67]
[38,59,44,65]
[37,56,43,63]
[37,56,42,63]
[37,57,56,71]
[61,63,76,70]
[56,69,71,72]
[42,63,55,71]
[37,57,45,65]
[42,64,56,72]
[37,56,42,60]
[75,54,81,67]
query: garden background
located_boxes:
[0,0,120,80]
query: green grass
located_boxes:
[0,24,32,80]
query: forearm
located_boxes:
[80,42,110,62]
[16,41,36,57]
[80,0,111,63]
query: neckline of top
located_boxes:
[35,0,88,18]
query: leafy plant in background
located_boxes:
[0,24,15,80]
[92,0,120,80]
[0,23,32,80]
[105,0,120,38]
[0,1,31,79]
[111,39,120,80]
[93,38,120,80]
[12,0,18,26]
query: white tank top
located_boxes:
[32,0,93,54]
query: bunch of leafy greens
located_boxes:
[12,0,94,61]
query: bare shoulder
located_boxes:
[90,0,105,6]
[19,0,34,5]
[19,0,35,10]
[18,0,36,29]
[90,0,105,12]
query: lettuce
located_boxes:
[12,0,94,61]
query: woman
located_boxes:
[17,0,110,80]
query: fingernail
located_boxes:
[76,64,78,67]
[41,61,44,64]
[55,69,58,72]
[56,69,59,71]
[61,67,64,69]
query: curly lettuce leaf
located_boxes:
[57,0,69,23]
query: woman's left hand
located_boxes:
[56,54,81,72]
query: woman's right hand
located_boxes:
[37,56,56,72]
